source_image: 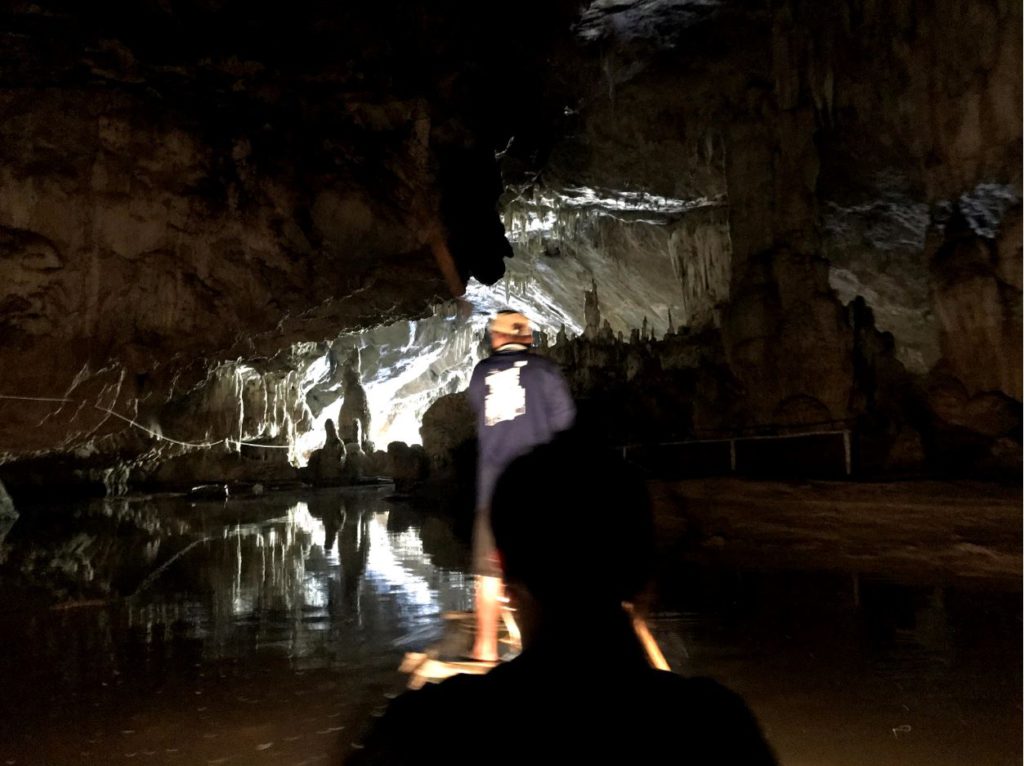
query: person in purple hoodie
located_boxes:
[466,310,576,662]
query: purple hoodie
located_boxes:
[467,348,575,506]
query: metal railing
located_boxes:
[617,420,856,477]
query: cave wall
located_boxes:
[0,0,576,467]
[0,0,1019,486]
[503,195,732,334]
[521,0,1022,472]
[0,80,445,457]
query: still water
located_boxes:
[0,488,1019,765]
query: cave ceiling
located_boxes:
[0,0,1020,465]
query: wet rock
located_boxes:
[306,419,347,485]
[420,393,474,470]
[416,392,477,512]
[723,251,855,426]
[995,207,1023,292]
[387,442,429,493]
[926,373,1023,438]
[361,450,394,479]
[339,448,363,483]
[134,441,298,491]
[931,214,1023,402]
[963,393,1023,438]
[987,438,1023,473]
[926,374,971,425]
[883,429,928,475]
[772,395,832,428]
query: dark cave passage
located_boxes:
[0,0,1020,763]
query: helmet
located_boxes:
[489,310,533,348]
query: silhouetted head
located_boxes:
[490,433,653,612]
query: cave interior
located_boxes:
[0,1,1021,764]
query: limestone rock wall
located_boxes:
[0,85,450,459]
[0,0,572,468]
[0,0,1019,487]
[503,194,732,334]
[535,0,1022,469]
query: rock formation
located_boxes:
[0,0,1018,491]
[387,442,429,494]
[305,419,347,486]
[337,349,372,453]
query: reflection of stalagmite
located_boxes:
[324,498,345,553]
[339,509,370,614]
[308,493,346,553]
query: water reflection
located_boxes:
[2,488,473,668]
[653,565,1020,766]
[0,490,1018,766]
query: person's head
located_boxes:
[489,310,533,351]
[490,433,654,622]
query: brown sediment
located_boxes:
[652,479,1023,585]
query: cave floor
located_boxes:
[0,482,1019,765]
[652,478,1022,585]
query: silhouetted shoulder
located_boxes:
[348,674,491,766]
[643,672,778,765]
[350,667,776,766]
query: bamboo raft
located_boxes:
[399,609,521,689]
[399,604,668,689]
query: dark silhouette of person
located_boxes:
[349,435,778,765]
